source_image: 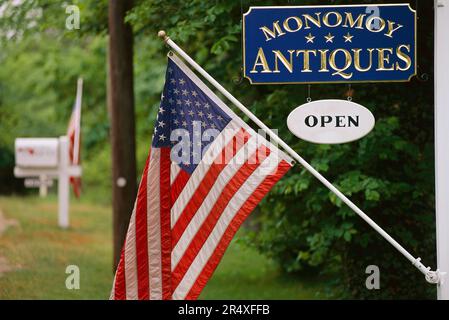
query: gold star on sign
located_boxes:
[343,32,354,43]
[324,32,334,43]
[305,33,315,44]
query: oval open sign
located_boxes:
[287,99,375,144]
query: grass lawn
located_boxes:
[0,194,327,300]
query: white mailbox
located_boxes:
[15,138,59,168]
[14,136,81,228]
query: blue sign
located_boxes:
[243,4,416,84]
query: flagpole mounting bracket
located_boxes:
[413,257,445,285]
[425,269,445,285]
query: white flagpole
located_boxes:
[435,0,449,300]
[73,77,83,165]
[157,30,439,283]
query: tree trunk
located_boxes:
[108,0,136,271]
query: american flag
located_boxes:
[67,78,83,198]
[110,54,293,300]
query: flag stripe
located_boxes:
[171,145,270,289]
[171,169,190,205]
[147,148,162,300]
[185,159,292,299]
[160,148,172,299]
[124,210,138,299]
[170,162,181,185]
[172,153,282,299]
[112,245,127,300]
[171,128,249,247]
[136,156,150,300]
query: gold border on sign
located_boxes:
[242,3,418,85]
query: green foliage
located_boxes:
[0,0,155,196]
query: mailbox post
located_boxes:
[58,136,70,228]
[14,136,81,229]
[39,175,48,198]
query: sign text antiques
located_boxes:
[243,4,416,84]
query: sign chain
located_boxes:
[306,84,312,103]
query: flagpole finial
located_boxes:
[158,30,169,42]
